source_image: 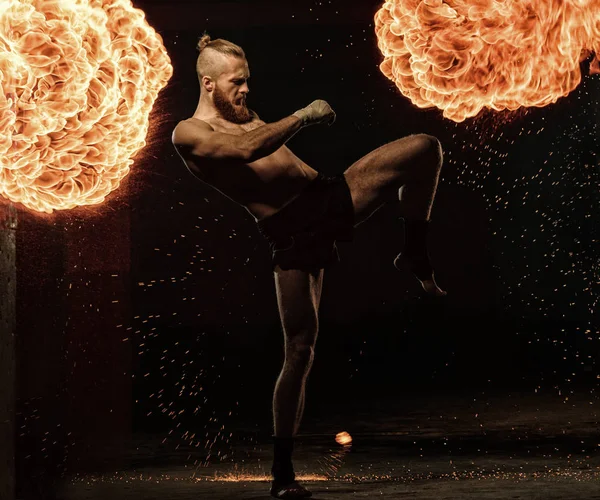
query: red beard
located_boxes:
[213,87,252,124]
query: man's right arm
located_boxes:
[172,100,336,164]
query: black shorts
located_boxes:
[257,173,355,272]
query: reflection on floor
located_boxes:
[56,389,600,500]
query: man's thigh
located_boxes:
[343,134,441,224]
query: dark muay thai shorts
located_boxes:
[256,173,355,272]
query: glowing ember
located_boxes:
[335,431,353,446]
[203,473,328,482]
[0,0,172,213]
[374,0,600,122]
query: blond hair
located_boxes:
[196,34,245,79]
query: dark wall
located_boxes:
[8,1,599,487]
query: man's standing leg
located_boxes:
[344,133,445,295]
[270,267,323,498]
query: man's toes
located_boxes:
[420,279,446,296]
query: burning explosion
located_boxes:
[0,0,172,213]
[375,0,600,122]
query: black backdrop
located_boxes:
[127,1,599,432]
[10,1,599,490]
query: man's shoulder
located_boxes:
[172,118,214,146]
[180,117,215,130]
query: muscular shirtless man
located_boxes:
[172,35,446,499]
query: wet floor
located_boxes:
[54,389,600,499]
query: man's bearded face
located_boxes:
[213,84,252,124]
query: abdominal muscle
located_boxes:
[179,117,319,221]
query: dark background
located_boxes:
[8,0,599,496]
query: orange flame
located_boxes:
[0,0,172,213]
[375,0,600,122]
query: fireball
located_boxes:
[0,0,173,213]
[375,0,600,122]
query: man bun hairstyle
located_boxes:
[197,34,212,52]
[196,33,246,79]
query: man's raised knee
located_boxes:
[414,134,442,164]
[406,134,442,178]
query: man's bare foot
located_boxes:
[271,480,312,498]
[418,275,447,296]
[393,254,447,297]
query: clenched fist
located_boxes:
[293,100,336,126]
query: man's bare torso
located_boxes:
[173,115,319,221]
